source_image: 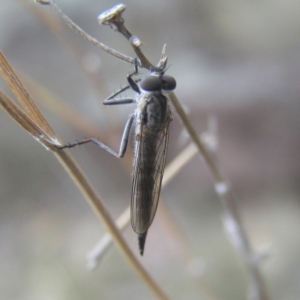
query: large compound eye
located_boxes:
[161,75,176,90]
[140,76,162,91]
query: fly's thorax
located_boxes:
[136,91,170,131]
[136,73,175,130]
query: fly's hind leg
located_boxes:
[58,113,135,158]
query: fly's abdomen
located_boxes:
[131,132,160,233]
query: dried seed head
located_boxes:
[98,4,126,26]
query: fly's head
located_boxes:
[139,73,176,93]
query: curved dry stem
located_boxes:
[0,52,56,139]
[39,0,136,65]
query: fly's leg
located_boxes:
[58,113,135,158]
[103,97,135,105]
[127,60,140,94]
[59,62,141,154]
[103,62,141,105]
[104,79,141,102]
[104,84,134,105]
[103,79,141,105]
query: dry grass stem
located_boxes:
[0,52,56,140]
[36,0,136,66]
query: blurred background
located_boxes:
[1,0,300,299]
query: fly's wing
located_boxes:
[131,122,170,234]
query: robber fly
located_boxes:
[60,66,176,255]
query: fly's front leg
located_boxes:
[58,113,135,158]
[127,61,140,94]
[103,97,135,105]
[104,64,141,105]
[104,85,135,105]
[103,82,140,105]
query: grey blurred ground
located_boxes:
[1,0,300,299]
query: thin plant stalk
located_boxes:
[35,0,135,66]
